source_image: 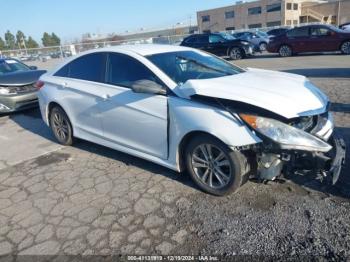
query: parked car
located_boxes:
[0,58,46,113]
[37,45,345,195]
[180,33,254,60]
[267,24,350,56]
[233,31,270,51]
[266,28,290,37]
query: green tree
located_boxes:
[26,36,39,48]
[0,37,5,50]
[42,32,52,47]
[16,30,26,48]
[4,30,16,50]
[51,33,61,46]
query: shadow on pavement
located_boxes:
[331,103,350,113]
[282,68,350,78]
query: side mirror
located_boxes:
[29,66,38,70]
[131,80,166,95]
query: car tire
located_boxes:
[259,42,267,51]
[340,41,350,54]
[229,47,243,60]
[279,45,293,57]
[185,134,249,196]
[49,106,74,146]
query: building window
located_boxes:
[202,15,210,22]
[266,3,281,12]
[293,20,298,25]
[225,10,235,19]
[225,26,235,31]
[286,3,292,10]
[248,7,262,15]
[203,30,211,34]
[293,3,298,10]
[248,23,262,29]
[286,20,292,25]
[266,21,281,27]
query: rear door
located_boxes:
[207,34,228,56]
[286,27,310,52]
[52,53,106,137]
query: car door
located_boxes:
[310,26,339,51]
[97,52,168,159]
[53,52,106,137]
[208,34,227,56]
[286,27,310,52]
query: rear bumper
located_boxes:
[0,92,38,113]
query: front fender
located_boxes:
[168,97,261,170]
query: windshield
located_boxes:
[146,51,244,85]
[0,60,30,75]
[220,33,236,40]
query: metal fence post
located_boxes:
[59,46,64,58]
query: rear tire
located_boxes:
[340,41,350,54]
[279,45,292,57]
[229,47,243,60]
[185,134,249,196]
[49,106,74,146]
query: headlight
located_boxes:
[0,87,11,95]
[240,114,332,152]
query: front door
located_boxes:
[98,52,168,159]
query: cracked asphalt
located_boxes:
[0,54,349,260]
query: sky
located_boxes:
[1,0,237,43]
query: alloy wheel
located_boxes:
[230,48,242,60]
[52,112,69,142]
[191,143,232,189]
[279,45,292,57]
[341,41,350,54]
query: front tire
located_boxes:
[279,45,293,57]
[340,41,350,54]
[49,106,74,146]
[229,47,243,60]
[185,135,249,196]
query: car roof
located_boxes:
[89,44,193,56]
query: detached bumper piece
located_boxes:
[257,132,346,185]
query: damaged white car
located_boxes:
[37,45,346,195]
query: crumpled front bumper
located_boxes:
[326,132,346,184]
[0,92,38,113]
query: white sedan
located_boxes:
[36,44,345,195]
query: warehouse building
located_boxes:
[197,0,350,32]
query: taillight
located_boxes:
[34,80,45,90]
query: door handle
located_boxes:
[62,82,68,88]
[101,94,111,101]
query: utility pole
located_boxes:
[337,0,341,26]
[21,37,28,56]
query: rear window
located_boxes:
[287,27,309,37]
[0,60,30,75]
[54,53,106,83]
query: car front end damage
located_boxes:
[0,84,38,113]
[239,110,346,184]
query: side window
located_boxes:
[54,53,106,82]
[209,35,225,43]
[106,53,161,88]
[311,27,330,36]
[185,36,197,43]
[287,27,309,37]
[197,35,209,43]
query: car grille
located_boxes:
[7,84,37,94]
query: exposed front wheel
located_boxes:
[340,41,350,54]
[49,106,74,146]
[229,47,243,60]
[279,45,292,57]
[185,135,249,196]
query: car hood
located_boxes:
[0,70,46,86]
[174,68,328,119]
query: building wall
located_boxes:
[197,0,350,32]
